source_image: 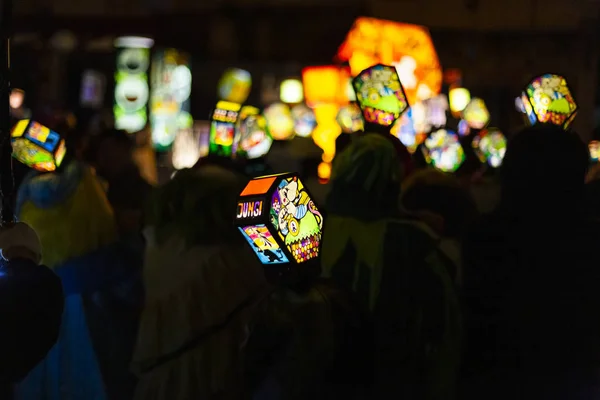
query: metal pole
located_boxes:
[0,0,13,225]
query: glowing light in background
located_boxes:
[10,89,24,109]
[337,17,442,104]
[291,104,316,138]
[313,104,341,180]
[462,98,490,129]
[264,103,295,140]
[449,87,471,115]
[280,79,304,104]
[114,39,152,133]
[423,129,465,172]
[150,48,192,150]
[218,68,252,104]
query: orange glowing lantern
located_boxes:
[301,66,348,181]
[302,66,352,108]
[336,17,442,105]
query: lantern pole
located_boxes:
[0,0,13,225]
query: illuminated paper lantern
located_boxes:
[235,173,324,265]
[11,119,67,172]
[449,87,471,115]
[589,141,600,163]
[336,103,364,133]
[522,74,577,129]
[291,104,316,138]
[280,79,304,104]
[218,68,252,104]
[150,48,192,151]
[114,37,152,133]
[302,66,352,108]
[337,17,442,104]
[472,128,507,168]
[209,101,241,157]
[423,129,465,173]
[352,64,409,127]
[462,98,490,130]
[264,103,295,140]
[235,105,273,159]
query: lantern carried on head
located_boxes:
[352,64,409,128]
[11,119,67,172]
[209,100,241,157]
[235,173,324,265]
[522,74,577,129]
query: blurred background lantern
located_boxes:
[291,104,316,138]
[264,103,295,140]
[462,98,490,129]
[449,87,471,117]
[209,100,241,157]
[473,128,507,168]
[217,68,252,104]
[11,119,67,172]
[280,79,304,104]
[337,17,442,105]
[423,129,465,172]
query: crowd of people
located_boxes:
[1,117,600,400]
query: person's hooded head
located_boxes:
[327,133,403,221]
[500,124,588,214]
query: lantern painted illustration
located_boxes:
[522,74,577,129]
[472,128,507,168]
[423,129,465,173]
[235,105,273,159]
[352,64,409,127]
[209,100,241,157]
[235,173,324,265]
[11,119,67,172]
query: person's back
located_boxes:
[131,166,270,400]
[321,134,461,399]
[461,125,600,399]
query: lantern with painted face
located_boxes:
[11,119,67,172]
[522,74,577,129]
[235,173,324,265]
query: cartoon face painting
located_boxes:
[270,177,323,263]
